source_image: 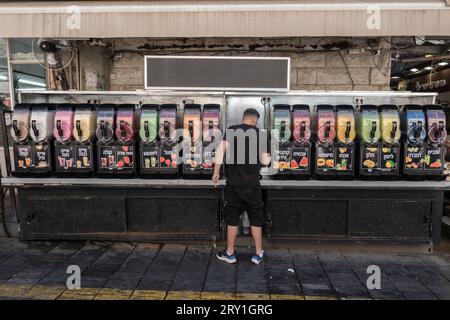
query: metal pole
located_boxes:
[0,100,13,237]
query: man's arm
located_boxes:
[212,140,229,186]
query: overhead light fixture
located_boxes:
[410,68,419,73]
[424,66,433,70]
[425,54,434,58]
[391,76,400,79]
[438,61,449,66]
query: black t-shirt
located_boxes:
[223,124,270,188]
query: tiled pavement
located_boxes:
[0,238,449,300]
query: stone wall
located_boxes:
[107,37,391,91]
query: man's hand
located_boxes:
[212,172,220,187]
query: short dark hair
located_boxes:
[243,108,260,119]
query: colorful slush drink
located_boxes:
[426,107,447,144]
[96,104,115,143]
[405,109,426,144]
[316,105,336,144]
[139,104,158,143]
[292,105,311,144]
[73,105,96,143]
[53,104,74,143]
[11,104,31,143]
[336,105,356,144]
[115,105,135,143]
[358,105,381,144]
[380,105,400,145]
[183,104,202,143]
[272,105,291,144]
[202,104,221,143]
[30,104,55,143]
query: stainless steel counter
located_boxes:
[2,177,449,190]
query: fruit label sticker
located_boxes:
[15,145,33,169]
[55,145,75,170]
[316,145,335,171]
[99,146,115,170]
[335,146,353,171]
[405,146,424,170]
[116,145,134,169]
[202,149,215,171]
[380,146,398,170]
[290,147,309,171]
[33,144,51,169]
[273,147,290,171]
[361,146,379,171]
[424,146,442,170]
[184,145,203,170]
[75,145,92,169]
[142,144,159,169]
[160,145,178,169]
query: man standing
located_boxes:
[212,108,270,265]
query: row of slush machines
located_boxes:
[271,104,447,180]
[10,103,221,178]
[9,102,447,180]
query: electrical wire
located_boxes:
[338,51,355,90]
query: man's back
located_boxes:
[224,123,267,188]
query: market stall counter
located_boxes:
[1,177,448,246]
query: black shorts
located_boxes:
[223,185,265,227]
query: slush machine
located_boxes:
[272,104,292,178]
[96,104,116,177]
[139,104,160,178]
[424,104,447,180]
[158,104,179,178]
[379,105,401,179]
[290,104,312,179]
[182,104,203,177]
[358,105,381,179]
[315,105,336,179]
[53,104,75,177]
[114,104,137,177]
[11,104,32,177]
[335,105,356,179]
[201,104,221,178]
[402,105,427,180]
[72,104,96,177]
[28,104,55,177]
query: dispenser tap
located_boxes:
[100,120,107,139]
[144,121,150,139]
[415,121,423,140]
[120,120,126,139]
[391,121,397,140]
[370,121,377,140]
[438,121,444,140]
[12,120,20,139]
[163,121,170,139]
[208,120,215,142]
[31,120,39,140]
[280,121,286,141]
[345,121,351,140]
[56,120,63,142]
[324,121,330,139]
[76,120,82,140]
[189,121,194,139]
[300,121,306,139]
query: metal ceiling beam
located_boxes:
[0,1,449,37]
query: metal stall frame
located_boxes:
[1,90,449,248]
